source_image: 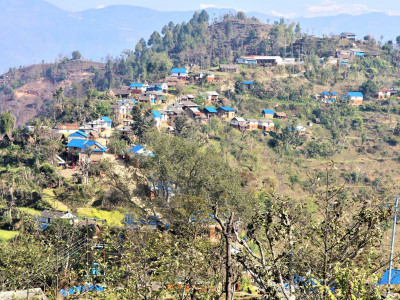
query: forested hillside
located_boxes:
[1,10,400,299]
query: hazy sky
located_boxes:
[46,0,400,17]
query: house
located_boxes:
[320,91,337,103]
[171,68,188,79]
[84,117,112,132]
[295,124,306,134]
[125,215,168,232]
[203,107,218,119]
[66,139,107,162]
[274,112,287,119]
[152,110,163,128]
[181,94,195,102]
[243,81,255,89]
[262,109,275,119]
[101,116,112,128]
[230,117,246,129]
[39,210,78,229]
[129,83,149,94]
[246,119,258,130]
[336,50,352,60]
[138,92,162,105]
[112,89,131,99]
[67,130,89,142]
[350,49,365,57]
[237,55,283,66]
[219,64,239,73]
[165,108,183,126]
[206,73,215,82]
[345,92,364,105]
[54,124,80,135]
[181,101,199,110]
[340,32,356,40]
[199,91,219,102]
[258,119,275,131]
[377,89,391,100]
[218,107,236,120]
[114,99,136,123]
[129,145,154,157]
[187,108,207,123]
[148,82,168,93]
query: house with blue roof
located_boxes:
[345,92,364,106]
[243,81,255,89]
[125,214,169,232]
[151,111,165,128]
[320,91,337,104]
[101,116,112,128]
[66,139,107,162]
[148,82,168,93]
[129,82,149,94]
[67,130,89,142]
[203,107,218,119]
[128,145,155,158]
[171,68,188,79]
[218,107,236,120]
[262,109,275,119]
[84,117,112,132]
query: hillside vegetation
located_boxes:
[1,10,400,299]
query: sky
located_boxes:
[45,0,400,18]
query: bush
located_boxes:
[39,163,55,176]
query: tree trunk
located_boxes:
[215,211,234,300]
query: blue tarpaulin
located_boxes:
[377,269,400,285]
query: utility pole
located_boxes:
[387,197,399,296]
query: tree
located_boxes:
[131,104,155,142]
[396,35,400,46]
[361,80,379,99]
[71,50,82,60]
[140,133,255,299]
[235,164,391,299]
[0,112,14,134]
[236,11,246,20]
[294,22,301,39]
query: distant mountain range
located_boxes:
[1,0,399,73]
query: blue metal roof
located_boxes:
[322,91,337,96]
[129,83,146,88]
[347,92,364,97]
[131,145,143,153]
[171,68,188,73]
[101,116,112,123]
[219,107,236,112]
[68,130,89,138]
[262,109,275,114]
[66,139,107,151]
[377,269,400,285]
[204,107,218,113]
[152,111,162,118]
[243,81,255,85]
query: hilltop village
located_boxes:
[1,10,400,299]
